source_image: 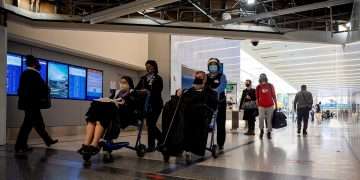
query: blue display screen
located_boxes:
[181,75,194,90]
[22,59,47,80]
[87,69,103,100]
[48,62,69,98]
[6,54,22,95]
[69,66,86,100]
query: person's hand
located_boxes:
[246,95,251,99]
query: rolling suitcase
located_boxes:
[272,109,287,129]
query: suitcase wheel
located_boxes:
[211,145,218,158]
[136,144,146,157]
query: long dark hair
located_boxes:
[121,76,134,89]
[145,60,159,74]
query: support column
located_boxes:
[0,9,7,145]
[148,33,171,103]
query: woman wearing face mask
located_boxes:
[183,71,218,162]
[135,60,163,152]
[239,80,257,136]
[78,76,135,155]
[256,73,277,139]
[206,58,227,151]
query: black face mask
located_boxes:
[245,84,250,87]
[193,78,204,85]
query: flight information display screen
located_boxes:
[48,62,69,98]
[6,54,22,95]
[22,58,47,80]
[69,66,86,100]
[87,69,103,100]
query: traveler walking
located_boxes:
[239,80,257,136]
[15,55,58,153]
[294,85,313,136]
[256,73,277,139]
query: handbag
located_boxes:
[242,90,257,109]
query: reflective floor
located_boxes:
[1,118,360,180]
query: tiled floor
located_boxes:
[1,118,360,180]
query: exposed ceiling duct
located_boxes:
[82,0,179,24]
[214,0,354,26]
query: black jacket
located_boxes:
[135,74,163,110]
[182,87,218,156]
[239,88,256,109]
[18,69,50,110]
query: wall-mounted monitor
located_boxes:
[6,54,22,95]
[69,66,86,100]
[87,69,103,100]
[22,58,47,80]
[48,62,69,98]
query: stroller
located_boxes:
[160,89,219,163]
[82,90,150,163]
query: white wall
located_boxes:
[7,21,149,70]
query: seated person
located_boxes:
[182,71,218,160]
[78,76,135,155]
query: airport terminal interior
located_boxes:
[1,0,360,179]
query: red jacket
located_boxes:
[256,83,277,108]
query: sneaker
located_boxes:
[297,129,301,134]
[303,131,308,136]
[46,139,59,147]
[267,132,272,139]
[259,129,264,139]
[88,145,100,156]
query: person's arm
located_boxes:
[256,86,260,106]
[309,93,314,107]
[271,84,277,109]
[152,75,163,93]
[294,94,298,111]
[239,90,246,110]
[217,74,227,93]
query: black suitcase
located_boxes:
[272,110,287,129]
[159,95,184,160]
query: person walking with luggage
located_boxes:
[206,58,227,151]
[136,60,163,152]
[240,80,257,136]
[294,85,313,136]
[15,55,58,153]
[256,73,277,139]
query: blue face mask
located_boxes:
[209,65,218,73]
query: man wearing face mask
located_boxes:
[16,55,58,153]
[136,60,163,152]
[256,73,277,139]
[206,58,227,151]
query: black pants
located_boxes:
[216,101,227,148]
[244,109,256,132]
[15,109,53,149]
[146,108,162,148]
[297,108,310,132]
